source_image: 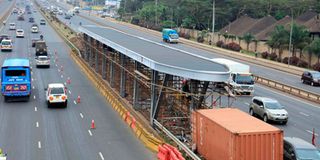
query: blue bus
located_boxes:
[1,59,31,102]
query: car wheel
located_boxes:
[263,115,268,123]
[249,108,255,116]
[282,121,287,125]
[47,101,51,108]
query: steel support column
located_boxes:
[133,61,140,110]
[150,70,158,126]
[84,34,90,62]
[120,54,126,97]
[109,52,114,87]
[152,74,171,120]
[89,37,94,66]
[189,80,199,110]
[197,81,209,109]
[95,40,99,72]
[101,45,107,79]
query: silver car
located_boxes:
[36,56,50,68]
[249,97,288,124]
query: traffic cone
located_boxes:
[91,120,95,129]
[67,77,71,84]
[77,96,81,103]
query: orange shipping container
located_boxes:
[192,108,283,160]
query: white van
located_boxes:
[9,23,16,30]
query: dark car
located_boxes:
[31,38,40,47]
[0,34,10,43]
[29,17,34,23]
[40,19,46,25]
[18,15,24,21]
[284,137,320,160]
[35,40,47,56]
[301,71,320,86]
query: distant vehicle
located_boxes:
[29,17,34,22]
[35,55,50,68]
[284,137,320,160]
[40,19,46,25]
[31,25,39,33]
[45,83,68,108]
[0,34,9,42]
[17,15,24,21]
[211,58,254,95]
[1,59,31,102]
[301,70,320,86]
[74,6,80,13]
[31,38,40,47]
[0,39,13,51]
[12,8,18,14]
[162,29,179,43]
[16,29,24,38]
[58,10,63,15]
[64,14,72,19]
[9,23,16,30]
[249,97,288,124]
[35,40,47,56]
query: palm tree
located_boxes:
[243,32,255,51]
[267,25,289,60]
[290,23,310,57]
[305,38,320,67]
[238,36,243,46]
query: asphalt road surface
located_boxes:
[0,2,155,160]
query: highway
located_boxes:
[54,1,320,96]
[0,1,155,159]
[48,1,320,146]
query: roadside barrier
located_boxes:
[254,75,320,103]
[158,144,185,160]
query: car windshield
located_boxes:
[1,41,11,45]
[296,148,320,160]
[50,88,64,94]
[5,70,26,77]
[10,24,15,26]
[264,101,283,109]
[39,57,48,60]
[169,34,179,39]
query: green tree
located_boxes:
[243,32,255,51]
[290,23,310,57]
[305,38,320,66]
[267,25,289,59]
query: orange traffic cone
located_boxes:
[91,120,95,129]
[77,96,81,103]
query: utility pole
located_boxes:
[155,0,158,25]
[211,0,215,44]
[288,8,293,66]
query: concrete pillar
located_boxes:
[95,40,99,72]
[133,61,139,110]
[120,54,126,98]
[102,45,107,79]
[89,37,94,66]
[150,70,158,126]
[109,52,114,87]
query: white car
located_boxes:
[36,55,50,67]
[0,39,13,51]
[16,29,24,38]
[46,83,68,108]
[9,23,16,30]
[31,26,39,33]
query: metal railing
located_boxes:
[254,75,320,103]
[153,120,201,160]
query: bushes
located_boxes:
[261,51,269,59]
[226,42,241,51]
[282,57,300,66]
[297,60,308,68]
[313,63,320,71]
[269,52,278,61]
[216,40,224,47]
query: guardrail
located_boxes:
[154,120,201,160]
[254,75,320,103]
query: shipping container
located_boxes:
[192,108,283,160]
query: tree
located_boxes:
[290,23,310,57]
[267,25,289,59]
[243,32,255,51]
[305,38,320,66]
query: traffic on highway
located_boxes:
[0,0,320,160]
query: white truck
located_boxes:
[211,58,254,95]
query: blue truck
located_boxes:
[1,59,31,102]
[162,29,179,43]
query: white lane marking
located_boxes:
[32,86,35,89]
[38,141,42,149]
[68,90,71,94]
[73,100,76,104]
[99,152,105,160]
[31,71,33,75]
[88,130,93,136]
[257,84,320,109]
[306,130,319,136]
[33,96,36,100]
[35,107,38,112]
[245,102,250,106]
[64,82,67,85]
[61,75,63,78]
[32,78,34,81]
[299,112,310,117]
[36,122,39,128]
[80,113,84,119]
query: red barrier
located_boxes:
[157,145,169,160]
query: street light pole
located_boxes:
[155,0,158,26]
[211,0,215,44]
[288,9,293,66]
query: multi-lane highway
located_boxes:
[0,1,154,159]
[49,0,320,146]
